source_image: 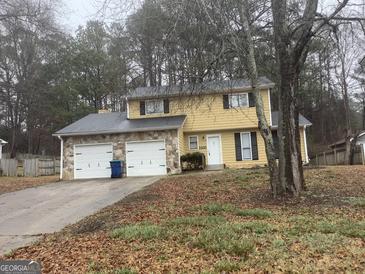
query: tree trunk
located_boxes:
[239,3,280,196]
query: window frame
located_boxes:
[188,135,199,150]
[145,99,164,115]
[229,92,249,108]
[240,132,253,160]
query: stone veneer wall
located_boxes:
[62,129,180,180]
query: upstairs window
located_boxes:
[145,99,164,114]
[189,136,198,150]
[229,93,248,108]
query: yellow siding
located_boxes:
[183,127,308,168]
[178,128,185,155]
[128,89,271,132]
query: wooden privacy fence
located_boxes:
[310,146,365,166]
[0,158,60,177]
[0,159,18,176]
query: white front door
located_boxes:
[207,135,222,165]
[74,143,113,179]
[126,140,167,177]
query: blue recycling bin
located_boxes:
[110,160,123,178]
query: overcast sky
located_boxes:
[59,0,99,33]
[59,0,364,34]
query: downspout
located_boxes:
[303,125,309,164]
[57,135,63,180]
[268,88,272,126]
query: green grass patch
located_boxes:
[347,197,365,208]
[236,208,273,218]
[192,223,255,256]
[114,269,137,274]
[214,259,241,272]
[111,223,164,241]
[300,233,345,254]
[168,215,226,227]
[200,203,236,214]
[287,215,316,236]
[239,221,273,234]
[339,221,365,239]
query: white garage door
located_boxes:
[74,143,113,179]
[126,140,167,177]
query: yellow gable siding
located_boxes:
[128,89,271,132]
[183,127,308,168]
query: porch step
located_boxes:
[206,164,225,171]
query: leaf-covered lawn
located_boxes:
[0,175,59,195]
[2,166,365,273]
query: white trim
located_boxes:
[268,89,272,127]
[177,129,181,170]
[58,136,63,180]
[125,139,167,177]
[73,142,113,147]
[240,132,253,160]
[303,125,309,164]
[206,134,223,165]
[229,92,249,108]
[125,139,165,144]
[188,135,199,150]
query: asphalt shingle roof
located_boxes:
[54,110,311,137]
[54,112,186,136]
[128,77,275,100]
[271,111,312,127]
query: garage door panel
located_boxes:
[74,144,113,179]
[126,140,167,177]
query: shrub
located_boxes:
[181,152,205,171]
[111,223,164,241]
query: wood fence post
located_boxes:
[36,158,39,177]
[53,156,56,175]
[316,154,319,166]
[334,149,337,165]
[323,152,327,165]
[361,145,365,165]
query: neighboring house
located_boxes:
[0,139,7,159]
[54,77,312,180]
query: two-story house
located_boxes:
[54,77,311,180]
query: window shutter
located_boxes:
[140,101,145,115]
[223,94,229,109]
[248,93,255,107]
[251,132,259,160]
[163,99,169,113]
[234,133,242,161]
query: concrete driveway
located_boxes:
[0,176,160,254]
